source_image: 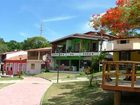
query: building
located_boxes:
[0,51,27,75]
[102,36,140,105]
[110,37,140,61]
[51,31,114,71]
[26,47,52,74]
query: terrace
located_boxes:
[102,61,140,92]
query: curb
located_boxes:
[40,83,53,105]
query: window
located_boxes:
[31,64,35,70]
[6,63,10,71]
[28,51,38,60]
[119,52,131,60]
[117,40,129,44]
[92,43,98,52]
[75,43,80,52]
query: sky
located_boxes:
[0,0,116,42]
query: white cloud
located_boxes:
[43,16,76,22]
[45,27,62,41]
[19,32,30,37]
[80,21,93,32]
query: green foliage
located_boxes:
[91,52,106,72]
[66,75,70,78]
[44,68,49,72]
[6,40,22,51]
[0,43,9,53]
[87,52,106,86]
[0,36,51,53]
[22,36,51,50]
[0,38,9,53]
[79,71,85,76]
[0,38,5,43]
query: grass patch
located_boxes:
[35,72,85,80]
[0,83,13,89]
[42,81,113,105]
[35,71,102,81]
[0,76,23,81]
[93,72,102,77]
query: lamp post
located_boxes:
[19,55,22,78]
[99,30,104,72]
[57,45,62,83]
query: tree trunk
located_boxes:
[89,74,94,86]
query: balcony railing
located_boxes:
[51,52,99,57]
[102,61,140,92]
[28,56,38,60]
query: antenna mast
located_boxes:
[40,21,44,36]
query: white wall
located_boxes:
[6,51,27,59]
[99,40,113,51]
[113,38,140,50]
[133,38,140,49]
[26,60,44,74]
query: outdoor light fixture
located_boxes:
[18,55,22,78]
[57,45,63,83]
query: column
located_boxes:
[38,51,40,60]
[114,91,121,105]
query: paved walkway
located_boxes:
[0,77,52,105]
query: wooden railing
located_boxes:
[28,56,38,60]
[102,61,140,92]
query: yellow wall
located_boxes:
[113,51,140,61]
[113,52,119,61]
[131,51,140,61]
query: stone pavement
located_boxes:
[0,77,52,105]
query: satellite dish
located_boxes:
[42,54,48,61]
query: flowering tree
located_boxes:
[90,0,140,37]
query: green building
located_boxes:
[51,31,113,71]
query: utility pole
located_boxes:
[99,30,104,72]
[40,21,44,36]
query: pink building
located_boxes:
[0,51,27,75]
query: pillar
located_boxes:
[38,51,40,60]
[114,91,121,105]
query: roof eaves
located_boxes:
[50,33,80,43]
[27,47,52,51]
